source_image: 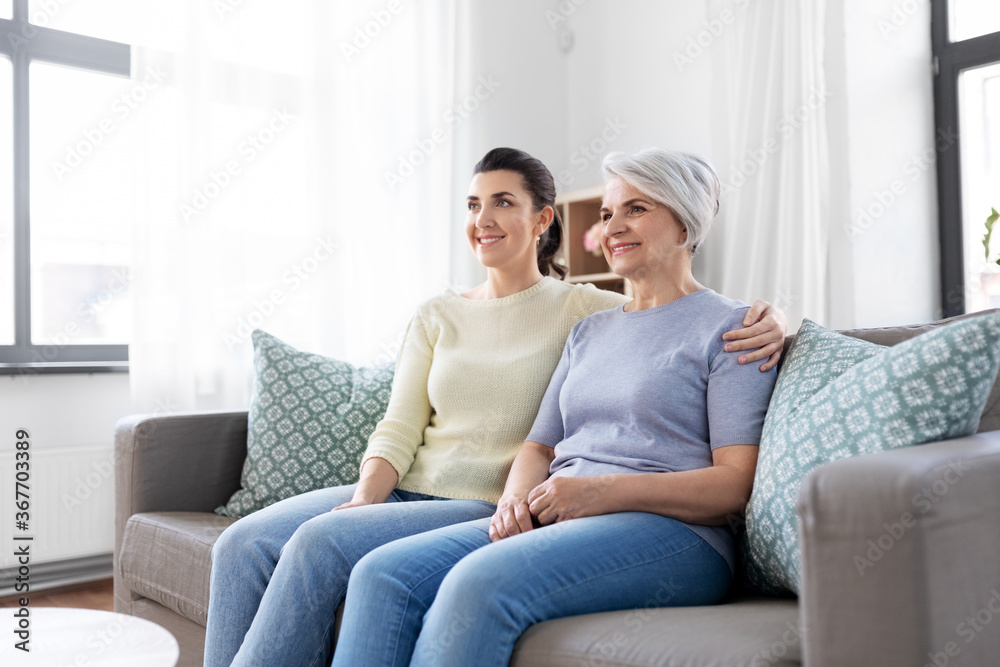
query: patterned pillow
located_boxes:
[216,330,395,518]
[742,313,1000,595]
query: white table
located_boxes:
[1,607,179,666]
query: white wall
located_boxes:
[0,374,130,451]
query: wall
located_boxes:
[561,0,714,186]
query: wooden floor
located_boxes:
[0,577,114,611]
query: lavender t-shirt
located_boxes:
[526,288,777,573]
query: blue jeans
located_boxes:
[331,512,732,667]
[202,484,495,667]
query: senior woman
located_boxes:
[330,148,779,667]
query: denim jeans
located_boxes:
[202,484,495,667]
[332,513,732,667]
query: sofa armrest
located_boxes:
[115,410,248,517]
[798,430,1000,666]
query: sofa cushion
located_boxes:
[511,596,801,667]
[744,313,1000,595]
[777,309,1000,433]
[216,329,394,518]
[118,512,236,627]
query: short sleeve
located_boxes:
[525,336,572,448]
[706,308,778,448]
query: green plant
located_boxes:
[985,208,999,266]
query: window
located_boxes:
[0,0,130,372]
[950,0,1000,42]
[933,0,1000,316]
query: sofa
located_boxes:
[114,311,1000,667]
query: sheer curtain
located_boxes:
[702,0,829,331]
[128,1,456,413]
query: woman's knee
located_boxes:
[435,547,504,605]
[348,548,392,594]
[212,517,262,564]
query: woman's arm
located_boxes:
[489,441,555,541]
[527,445,757,526]
[722,300,788,372]
[355,313,435,493]
[333,457,399,511]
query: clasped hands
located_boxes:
[488,476,611,542]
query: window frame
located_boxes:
[0,0,130,374]
[932,0,1000,317]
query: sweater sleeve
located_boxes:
[572,283,630,321]
[360,310,434,481]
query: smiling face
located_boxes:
[466,170,550,273]
[600,176,690,281]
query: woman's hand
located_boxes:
[527,476,612,526]
[332,497,376,511]
[722,299,788,372]
[331,457,398,512]
[488,495,534,542]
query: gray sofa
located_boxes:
[114,312,1000,667]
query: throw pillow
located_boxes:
[743,313,1000,595]
[216,330,395,519]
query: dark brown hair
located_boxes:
[472,147,566,279]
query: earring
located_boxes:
[537,236,542,246]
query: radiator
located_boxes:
[0,443,115,571]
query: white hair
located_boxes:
[601,148,721,254]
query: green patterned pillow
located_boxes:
[742,313,1000,595]
[216,330,395,518]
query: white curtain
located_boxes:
[702,0,829,332]
[128,1,456,413]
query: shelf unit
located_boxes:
[554,186,631,296]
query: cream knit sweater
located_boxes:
[361,277,628,503]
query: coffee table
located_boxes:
[1,607,179,665]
